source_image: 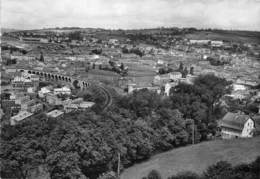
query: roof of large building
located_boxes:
[219,112,253,132]
[46,109,64,118]
[11,111,33,122]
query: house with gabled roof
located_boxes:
[219,112,255,139]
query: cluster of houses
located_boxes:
[40,86,94,112]
[127,65,196,96]
[1,71,95,126]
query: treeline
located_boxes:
[0,74,232,179]
[144,156,260,179]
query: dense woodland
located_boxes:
[1,75,235,179]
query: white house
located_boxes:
[219,112,255,139]
[54,86,71,95]
[38,87,51,98]
[211,40,224,47]
[153,72,182,85]
[165,82,178,96]
[79,101,95,109]
[233,84,247,91]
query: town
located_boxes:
[1,27,260,179]
[1,0,260,178]
[1,28,260,127]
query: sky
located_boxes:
[1,0,260,31]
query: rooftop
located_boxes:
[46,109,64,118]
[11,111,33,122]
[219,112,252,131]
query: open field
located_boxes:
[184,30,260,43]
[121,137,260,179]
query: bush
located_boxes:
[147,170,162,179]
[168,171,200,179]
[203,161,232,179]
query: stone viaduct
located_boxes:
[17,68,89,89]
[17,68,114,110]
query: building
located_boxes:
[64,103,78,113]
[28,103,43,113]
[21,99,36,111]
[211,40,224,47]
[40,38,49,43]
[1,100,16,113]
[108,39,119,45]
[46,110,64,118]
[233,84,247,91]
[71,98,84,104]
[20,37,41,42]
[53,86,71,95]
[165,82,178,96]
[189,39,210,45]
[79,101,95,109]
[15,95,31,105]
[46,93,62,105]
[38,87,51,98]
[227,90,250,100]
[0,104,4,119]
[179,74,197,85]
[10,111,33,125]
[219,112,255,139]
[153,72,182,85]
[12,76,34,91]
[128,83,161,94]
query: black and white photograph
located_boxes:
[1,0,260,178]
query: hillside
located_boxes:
[121,137,260,179]
[184,30,260,44]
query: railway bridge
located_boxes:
[17,68,115,111]
[17,68,90,89]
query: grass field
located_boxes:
[121,137,260,179]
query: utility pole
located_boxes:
[117,152,121,178]
[192,120,195,145]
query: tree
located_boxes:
[147,170,162,179]
[179,62,184,71]
[39,52,44,62]
[194,74,232,114]
[47,151,85,179]
[68,31,82,41]
[169,171,200,179]
[120,63,124,70]
[203,161,232,179]
[190,67,194,75]
[168,74,232,140]
[182,67,189,78]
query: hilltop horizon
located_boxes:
[2,26,260,33]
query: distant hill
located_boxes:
[1,28,22,33]
[184,30,260,44]
[2,27,260,43]
[121,137,260,179]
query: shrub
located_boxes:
[168,171,200,179]
[147,170,162,179]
